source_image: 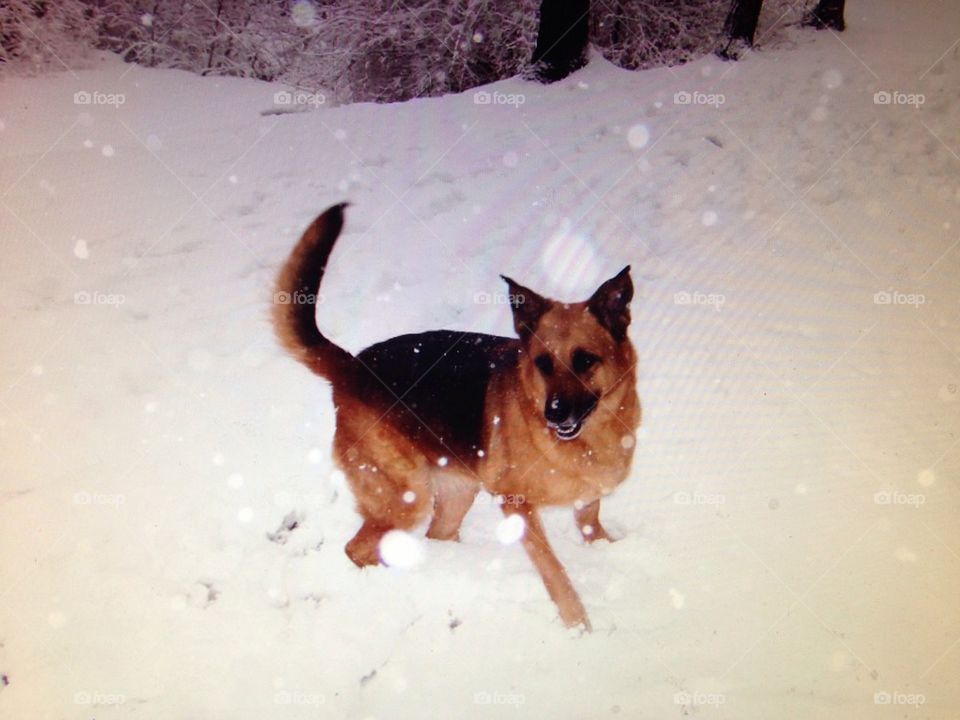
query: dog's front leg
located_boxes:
[505,502,591,631]
[574,498,613,543]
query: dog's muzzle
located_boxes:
[545,395,597,441]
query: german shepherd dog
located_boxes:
[274,203,640,629]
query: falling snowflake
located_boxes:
[496,514,525,544]
[379,530,424,568]
[627,124,650,149]
[821,69,843,89]
[73,237,89,259]
[669,587,685,609]
[291,0,317,27]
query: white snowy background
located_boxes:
[1,0,959,718]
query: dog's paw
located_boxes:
[560,606,592,633]
[579,523,618,544]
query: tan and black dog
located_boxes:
[274,203,640,629]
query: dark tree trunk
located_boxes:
[717,0,764,60]
[804,0,845,31]
[530,0,590,83]
[204,0,224,73]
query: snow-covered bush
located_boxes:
[1,0,815,99]
[317,0,540,102]
[592,0,810,70]
[591,0,724,70]
[0,0,99,73]
[82,0,540,102]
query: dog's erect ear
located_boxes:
[588,266,633,342]
[501,275,551,340]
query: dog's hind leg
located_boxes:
[505,502,591,630]
[426,473,478,541]
[574,499,613,543]
[344,465,431,566]
[345,519,391,567]
[337,431,432,567]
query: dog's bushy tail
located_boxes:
[273,202,356,380]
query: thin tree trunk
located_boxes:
[530,0,590,83]
[149,1,159,66]
[204,0,224,73]
[717,0,764,60]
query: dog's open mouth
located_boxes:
[552,421,583,441]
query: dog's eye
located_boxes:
[534,354,554,376]
[572,349,601,374]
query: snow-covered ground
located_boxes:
[2,1,959,717]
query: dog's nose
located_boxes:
[546,395,599,427]
[545,396,571,426]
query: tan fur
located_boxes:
[274,204,640,630]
